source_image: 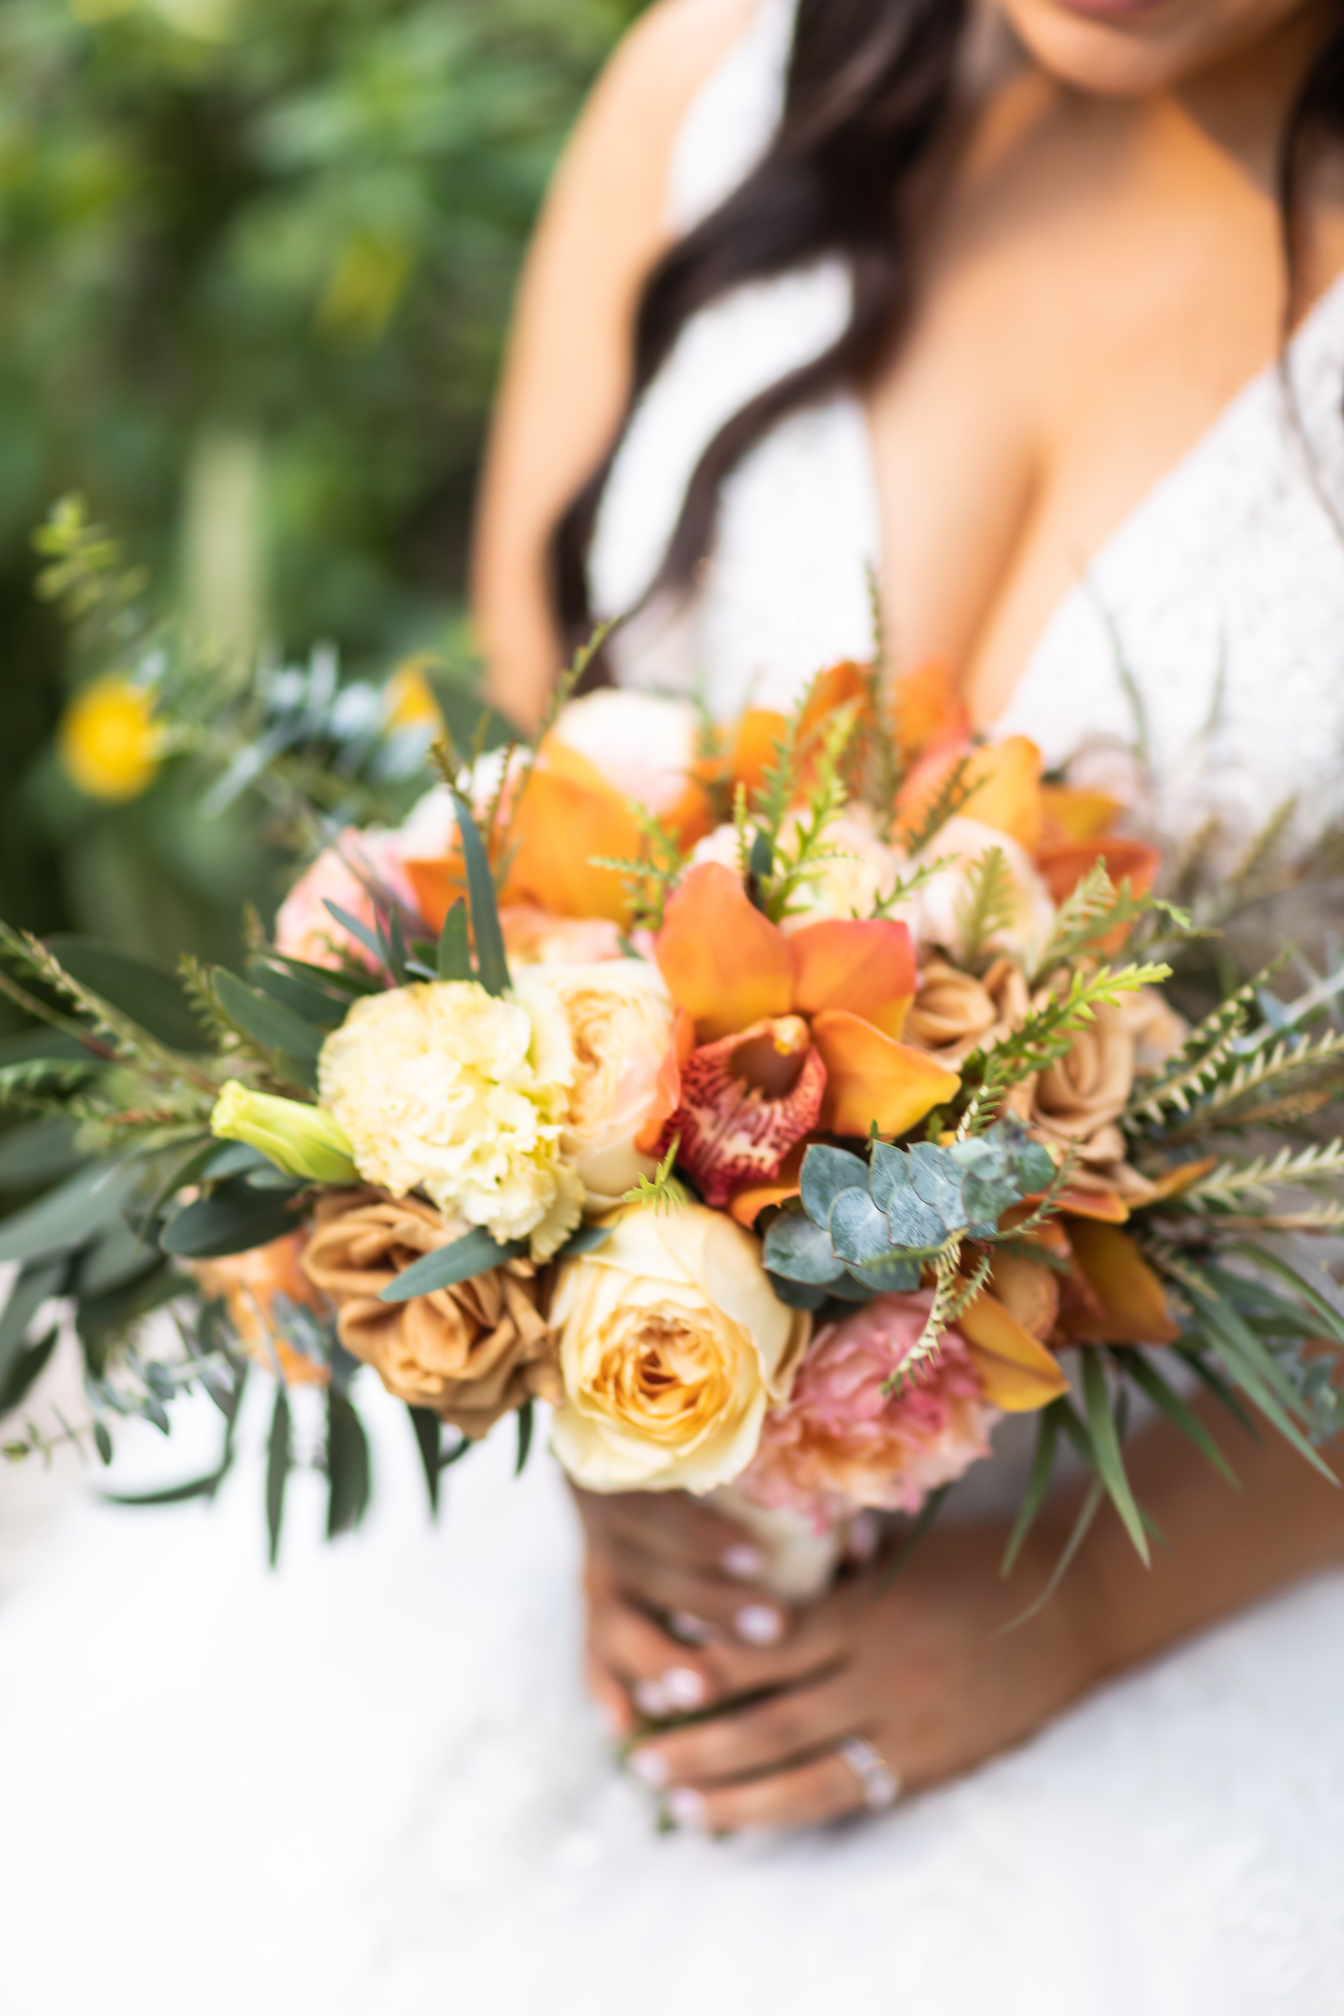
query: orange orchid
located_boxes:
[650,862,960,1211]
[402,740,713,935]
[891,657,971,764]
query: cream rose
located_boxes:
[549,1204,810,1493]
[550,688,701,816]
[689,805,910,927]
[529,960,677,1208]
[317,977,582,1261]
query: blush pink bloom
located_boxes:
[737,1291,997,1522]
[275,829,418,973]
[499,904,628,968]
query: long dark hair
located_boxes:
[552,0,1344,669]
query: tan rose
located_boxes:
[300,1191,559,1438]
[903,954,1030,1067]
[549,1203,809,1493]
[1027,989,1180,1204]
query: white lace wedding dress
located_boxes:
[3,5,1344,2011]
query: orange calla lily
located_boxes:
[1060,1219,1180,1344]
[634,1007,696,1157]
[1035,836,1162,907]
[891,657,970,763]
[1053,1186,1131,1224]
[403,850,464,936]
[729,661,872,804]
[655,862,958,1171]
[502,744,647,924]
[895,734,1044,852]
[954,1285,1071,1411]
[1038,784,1123,848]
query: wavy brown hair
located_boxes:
[551,0,1344,670]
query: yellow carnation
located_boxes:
[317,978,582,1261]
[549,1203,810,1494]
[58,675,162,803]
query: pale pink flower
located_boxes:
[500,905,627,968]
[551,688,701,817]
[737,1291,996,1522]
[274,829,418,973]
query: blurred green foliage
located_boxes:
[0,0,642,962]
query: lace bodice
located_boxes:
[590,0,1344,871]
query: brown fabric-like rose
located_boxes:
[1027,989,1183,1204]
[301,1190,559,1437]
[903,955,1030,1067]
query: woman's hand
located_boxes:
[575,1487,1101,1832]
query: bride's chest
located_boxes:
[866,121,1300,726]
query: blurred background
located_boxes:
[0,0,644,970]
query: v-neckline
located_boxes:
[864,263,1344,736]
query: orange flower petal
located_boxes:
[727,1137,809,1228]
[402,854,464,936]
[1035,836,1162,907]
[1038,784,1122,848]
[732,709,789,806]
[1053,1187,1131,1224]
[891,657,970,762]
[896,735,1044,852]
[956,1287,1072,1412]
[503,747,640,923]
[1061,1220,1180,1344]
[634,1007,696,1156]
[810,1009,961,1138]
[654,863,794,1041]
[789,918,916,1038]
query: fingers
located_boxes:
[585,1563,717,1718]
[663,1751,866,1835]
[630,1670,856,1790]
[573,1486,768,1583]
[596,1536,794,1648]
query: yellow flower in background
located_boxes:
[383,657,445,736]
[58,675,163,803]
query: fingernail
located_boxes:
[634,1678,668,1717]
[667,1787,708,1831]
[722,1543,765,1582]
[668,1609,717,1645]
[630,1747,669,1788]
[735,1602,785,1646]
[660,1665,707,1710]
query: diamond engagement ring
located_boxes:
[837,1736,902,1812]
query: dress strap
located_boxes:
[665,0,798,231]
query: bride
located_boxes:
[475,0,1344,1841]
[3,2,1344,2011]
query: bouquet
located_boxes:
[3,537,1343,1599]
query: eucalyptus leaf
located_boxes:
[451,791,511,998]
[883,1186,949,1254]
[766,1272,832,1311]
[0,1117,83,1192]
[828,1187,893,1266]
[799,1144,868,1227]
[0,1325,59,1413]
[0,1159,140,1266]
[103,1465,231,1508]
[246,957,353,1031]
[907,1142,969,1226]
[380,1226,527,1302]
[556,1222,613,1260]
[161,1179,300,1260]
[267,1384,292,1568]
[762,1207,846,1286]
[437,899,473,982]
[842,1253,922,1293]
[75,1218,160,1298]
[327,1389,372,1538]
[409,1405,442,1517]
[1081,1351,1150,1565]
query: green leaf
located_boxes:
[0,1325,58,1414]
[323,902,390,974]
[451,791,510,998]
[1081,1351,1150,1564]
[1001,1406,1059,1577]
[765,1271,833,1311]
[434,677,521,759]
[877,1483,951,1590]
[1179,1346,1261,1439]
[379,1226,527,1303]
[762,1207,846,1287]
[0,1159,140,1266]
[799,1144,868,1225]
[103,1465,232,1508]
[93,1419,113,1466]
[1001,1477,1106,1632]
[75,1218,159,1298]
[161,1178,300,1260]
[1191,1295,1337,1482]
[841,1253,923,1293]
[246,958,354,1032]
[437,898,473,982]
[213,969,324,1066]
[409,1404,442,1517]
[555,1222,614,1260]
[515,1397,535,1475]
[326,1388,372,1538]
[45,937,208,1053]
[828,1188,892,1265]
[76,1259,181,1350]
[0,1255,68,1380]
[266,1384,291,1568]
[1121,1350,1240,1490]
[0,1117,83,1192]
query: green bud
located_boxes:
[210,1081,358,1184]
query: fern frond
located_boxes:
[1125,970,1271,1128]
[1175,1139,1344,1211]
[1034,864,1203,979]
[871,853,957,918]
[0,922,216,1092]
[1157,1026,1344,1140]
[954,846,1015,968]
[622,1134,689,1215]
[0,1056,97,1105]
[902,753,982,855]
[959,962,1171,1136]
